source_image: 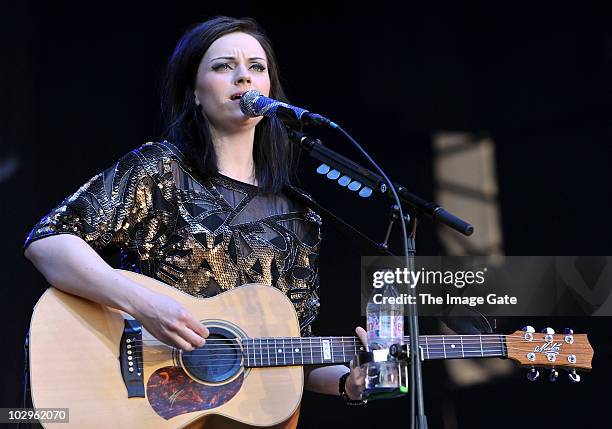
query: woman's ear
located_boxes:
[194,91,200,106]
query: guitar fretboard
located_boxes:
[242,335,507,367]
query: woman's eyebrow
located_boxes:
[209,56,267,62]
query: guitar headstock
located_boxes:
[506,326,594,383]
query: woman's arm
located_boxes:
[25,234,208,351]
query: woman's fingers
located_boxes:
[175,325,206,349]
[355,326,368,351]
[165,331,197,352]
[185,314,209,340]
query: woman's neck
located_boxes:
[211,127,257,186]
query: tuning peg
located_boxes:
[541,327,555,334]
[527,367,540,382]
[563,328,574,335]
[522,326,535,333]
[549,369,559,382]
[568,370,581,384]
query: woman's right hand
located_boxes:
[132,290,209,352]
[24,235,209,352]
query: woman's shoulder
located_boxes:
[115,140,189,176]
[129,140,184,163]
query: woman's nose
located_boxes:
[234,65,252,85]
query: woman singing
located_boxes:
[24,16,368,422]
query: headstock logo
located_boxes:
[534,342,562,355]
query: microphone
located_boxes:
[240,90,337,128]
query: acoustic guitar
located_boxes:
[29,270,594,428]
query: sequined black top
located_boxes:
[25,141,321,333]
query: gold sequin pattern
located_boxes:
[25,142,322,333]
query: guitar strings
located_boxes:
[130,333,582,341]
[122,348,591,367]
[122,343,590,367]
[125,346,592,359]
[129,335,575,344]
[119,352,591,369]
[128,338,579,353]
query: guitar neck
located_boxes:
[242,334,508,368]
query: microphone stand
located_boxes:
[289,131,474,236]
[288,130,474,429]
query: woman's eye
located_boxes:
[212,63,232,71]
[250,63,266,72]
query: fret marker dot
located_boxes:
[278,349,282,353]
[295,348,300,352]
[451,344,456,349]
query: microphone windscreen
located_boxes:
[240,90,263,117]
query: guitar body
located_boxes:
[29,270,303,429]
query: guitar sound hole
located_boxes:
[181,327,242,383]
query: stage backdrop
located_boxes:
[2,2,611,428]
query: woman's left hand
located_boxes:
[344,326,368,400]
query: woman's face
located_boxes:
[194,32,271,133]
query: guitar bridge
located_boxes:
[119,319,145,397]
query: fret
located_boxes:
[425,336,430,359]
[341,337,346,363]
[291,337,295,365]
[281,338,286,366]
[319,337,325,363]
[274,338,278,366]
[460,335,465,358]
[283,337,293,365]
[266,338,270,366]
[462,336,483,357]
[422,336,445,359]
[245,338,250,367]
[321,337,333,362]
[294,338,300,365]
[309,337,314,364]
[259,338,263,366]
[445,335,458,358]
[299,339,304,365]
[253,337,257,366]
[293,337,302,365]
[329,337,334,362]
[442,336,447,358]
[479,335,484,357]
[481,335,501,357]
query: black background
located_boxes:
[2,1,611,428]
